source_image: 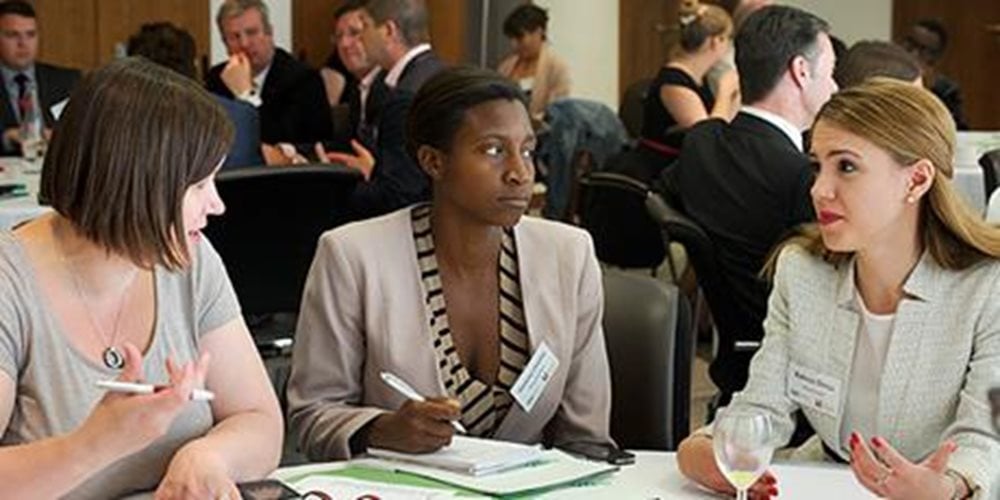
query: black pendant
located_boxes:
[102,346,125,370]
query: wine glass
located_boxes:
[712,407,775,500]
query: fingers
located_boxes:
[869,436,912,472]
[920,440,957,473]
[748,472,778,499]
[350,139,373,160]
[849,432,889,496]
[314,142,329,163]
[117,342,145,383]
[325,152,360,168]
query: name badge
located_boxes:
[787,362,840,418]
[510,341,559,413]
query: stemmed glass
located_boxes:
[712,407,775,500]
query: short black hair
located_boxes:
[502,3,548,38]
[915,19,948,53]
[126,22,197,80]
[407,66,528,160]
[334,0,367,21]
[735,5,829,104]
[0,0,35,18]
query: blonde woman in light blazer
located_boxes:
[678,79,1000,500]
[497,4,571,120]
[287,67,612,461]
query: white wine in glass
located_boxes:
[713,408,775,500]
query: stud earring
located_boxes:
[906,194,916,204]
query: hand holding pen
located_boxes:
[365,371,465,454]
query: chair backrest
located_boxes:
[979,149,1000,201]
[602,267,692,450]
[619,77,652,139]
[203,165,362,317]
[580,166,667,270]
[645,193,756,353]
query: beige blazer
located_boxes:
[287,207,612,461]
[497,45,571,119]
[720,245,1000,498]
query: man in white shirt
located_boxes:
[205,0,331,145]
[320,0,446,219]
[661,5,837,406]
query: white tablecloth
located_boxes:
[273,451,873,499]
[0,157,49,230]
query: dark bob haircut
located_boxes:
[0,0,35,19]
[40,57,234,270]
[502,3,548,38]
[126,22,197,79]
[406,65,528,161]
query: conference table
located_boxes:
[272,451,873,499]
[0,157,49,230]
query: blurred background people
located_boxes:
[497,3,570,120]
[127,21,264,168]
[901,19,968,130]
[834,40,922,89]
[0,0,78,155]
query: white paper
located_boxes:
[291,476,455,499]
[49,98,68,121]
[369,435,542,476]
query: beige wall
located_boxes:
[781,0,893,44]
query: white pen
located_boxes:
[380,371,467,433]
[96,380,215,401]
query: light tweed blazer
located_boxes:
[286,207,612,461]
[727,245,1000,498]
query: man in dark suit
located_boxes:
[206,0,331,146]
[321,0,446,219]
[661,5,837,405]
[0,0,79,155]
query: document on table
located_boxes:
[369,449,619,497]
[291,476,455,499]
[369,435,544,476]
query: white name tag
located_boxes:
[787,362,840,418]
[510,341,559,413]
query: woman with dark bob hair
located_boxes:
[288,66,613,460]
[497,3,571,119]
[0,58,282,498]
[678,79,999,499]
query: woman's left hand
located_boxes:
[848,431,958,500]
[155,442,240,500]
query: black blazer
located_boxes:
[662,111,814,393]
[214,95,264,169]
[0,62,80,154]
[206,48,332,145]
[348,50,446,219]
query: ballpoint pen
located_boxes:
[380,371,467,433]
[96,380,215,401]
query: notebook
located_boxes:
[368,435,543,476]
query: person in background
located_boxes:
[834,40,922,89]
[322,0,389,151]
[661,5,837,407]
[287,67,612,460]
[678,78,999,500]
[901,19,968,130]
[0,0,79,155]
[316,0,446,219]
[0,58,282,499]
[127,22,265,169]
[497,3,570,121]
[206,0,332,145]
[639,0,738,159]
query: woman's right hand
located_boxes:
[368,398,461,453]
[77,343,210,459]
[677,434,779,499]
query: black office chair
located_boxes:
[602,267,693,450]
[978,149,1000,201]
[619,77,653,139]
[203,164,363,353]
[580,167,670,276]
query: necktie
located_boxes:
[13,72,30,123]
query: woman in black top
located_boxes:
[640,0,739,155]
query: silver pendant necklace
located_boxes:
[61,250,138,371]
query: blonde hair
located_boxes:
[675,0,732,54]
[770,78,1000,274]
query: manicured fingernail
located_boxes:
[871,436,883,448]
[769,487,779,496]
[849,433,859,446]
